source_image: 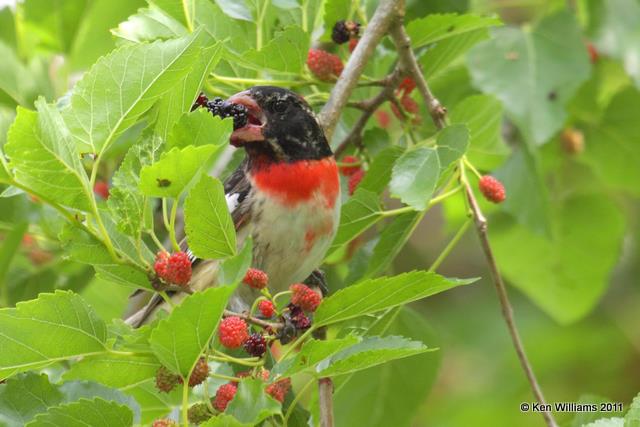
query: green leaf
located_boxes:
[390,146,440,210]
[0,291,108,378]
[316,336,433,377]
[421,29,490,80]
[201,414,249,427]
[626,393,640,427]
[436,123,469,172]
[63,31,203,154]
[57,381,140,420]
[194,1,253,53]
[0,41,34,106]
[124,380,177,424]
[63,354,160,390]
[184,174,237,259]
[5,103,92,211]
[225,379,282,424]
[495,147,551,236]
[0,373,64,427]
[108,136,163,237]
[594,0,640,88]
[582,88,640,196]
[450,95,507,170]
[334,307,441,427]
[358,146,404,195]
[0,221,27,287]
[363,211,424,279]
[314,271,476,327]
[168,109,233,149]
[153,40,224,140]
[214,0,252,21]
[406,13,501,48]
[139,145,219,198]
[150,286,235,377]
[491,194,625,324]
[25,397,133,427]
[112,5,187,43]
[467,11,590,144]
[218,238,253,286]
[329,189,383,254]
[271,337,360,377]
[241,26,309,73]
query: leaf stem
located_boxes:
[159,291,175,308]
[182,0,193,32]
[283,378,315,424]
[212,351,263,367]
[211,74,313,87]
[428,218,471,272]
[169,198,180,252]
[181,379,189,427]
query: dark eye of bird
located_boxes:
[273,100,287,113]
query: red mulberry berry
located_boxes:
[398,77,416,94]
[375,110,391,129]
[258,300,275,318]
[188,357,209,387]
[348,37,359,53]
[266,378,292,403]
[218,316,249,349]
[166,252,192,286]
[93,181,110,200]
[244,333,267,357]
[191,92,209,111]
[152,419,177,427]
[243,268,269,289]
[348,169,365,195]
[307,49,342,81]
[213,383,237,412]
[401,95,419,114]
[478,175,506,204]
[290,284,321,312]
[155,366,181,393]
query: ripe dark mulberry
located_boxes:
[243,333,267,357]
[331,20,360,44]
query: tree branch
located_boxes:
[334,67,403,157]
[388,18,447,129]
[318,0,402,141]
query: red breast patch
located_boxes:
[251,157,339,208]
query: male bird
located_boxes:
[126,86,340,326]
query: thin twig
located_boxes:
[334,67,403,157]
[318,0,402,140]
[461,176,558,427]
[388,16,447,129]
[387,8,558,426]
[222,309,283,330]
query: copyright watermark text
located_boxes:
[520,402,624,413]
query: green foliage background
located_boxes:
[0,0,639,426]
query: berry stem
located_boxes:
[249,296,267,317]
[271,290,292,308]
[463,156,483,180]
[159,291,175,308]
[212,351,263,367]
[209,372,242,382]
[181,0,194,32]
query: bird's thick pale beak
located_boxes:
[227,91,267,146]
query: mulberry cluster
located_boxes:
[191,93,248,130]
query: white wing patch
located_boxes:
[226,192,240,213]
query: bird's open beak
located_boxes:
[227,91,267,147]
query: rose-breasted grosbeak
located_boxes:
[127,87,339,326]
